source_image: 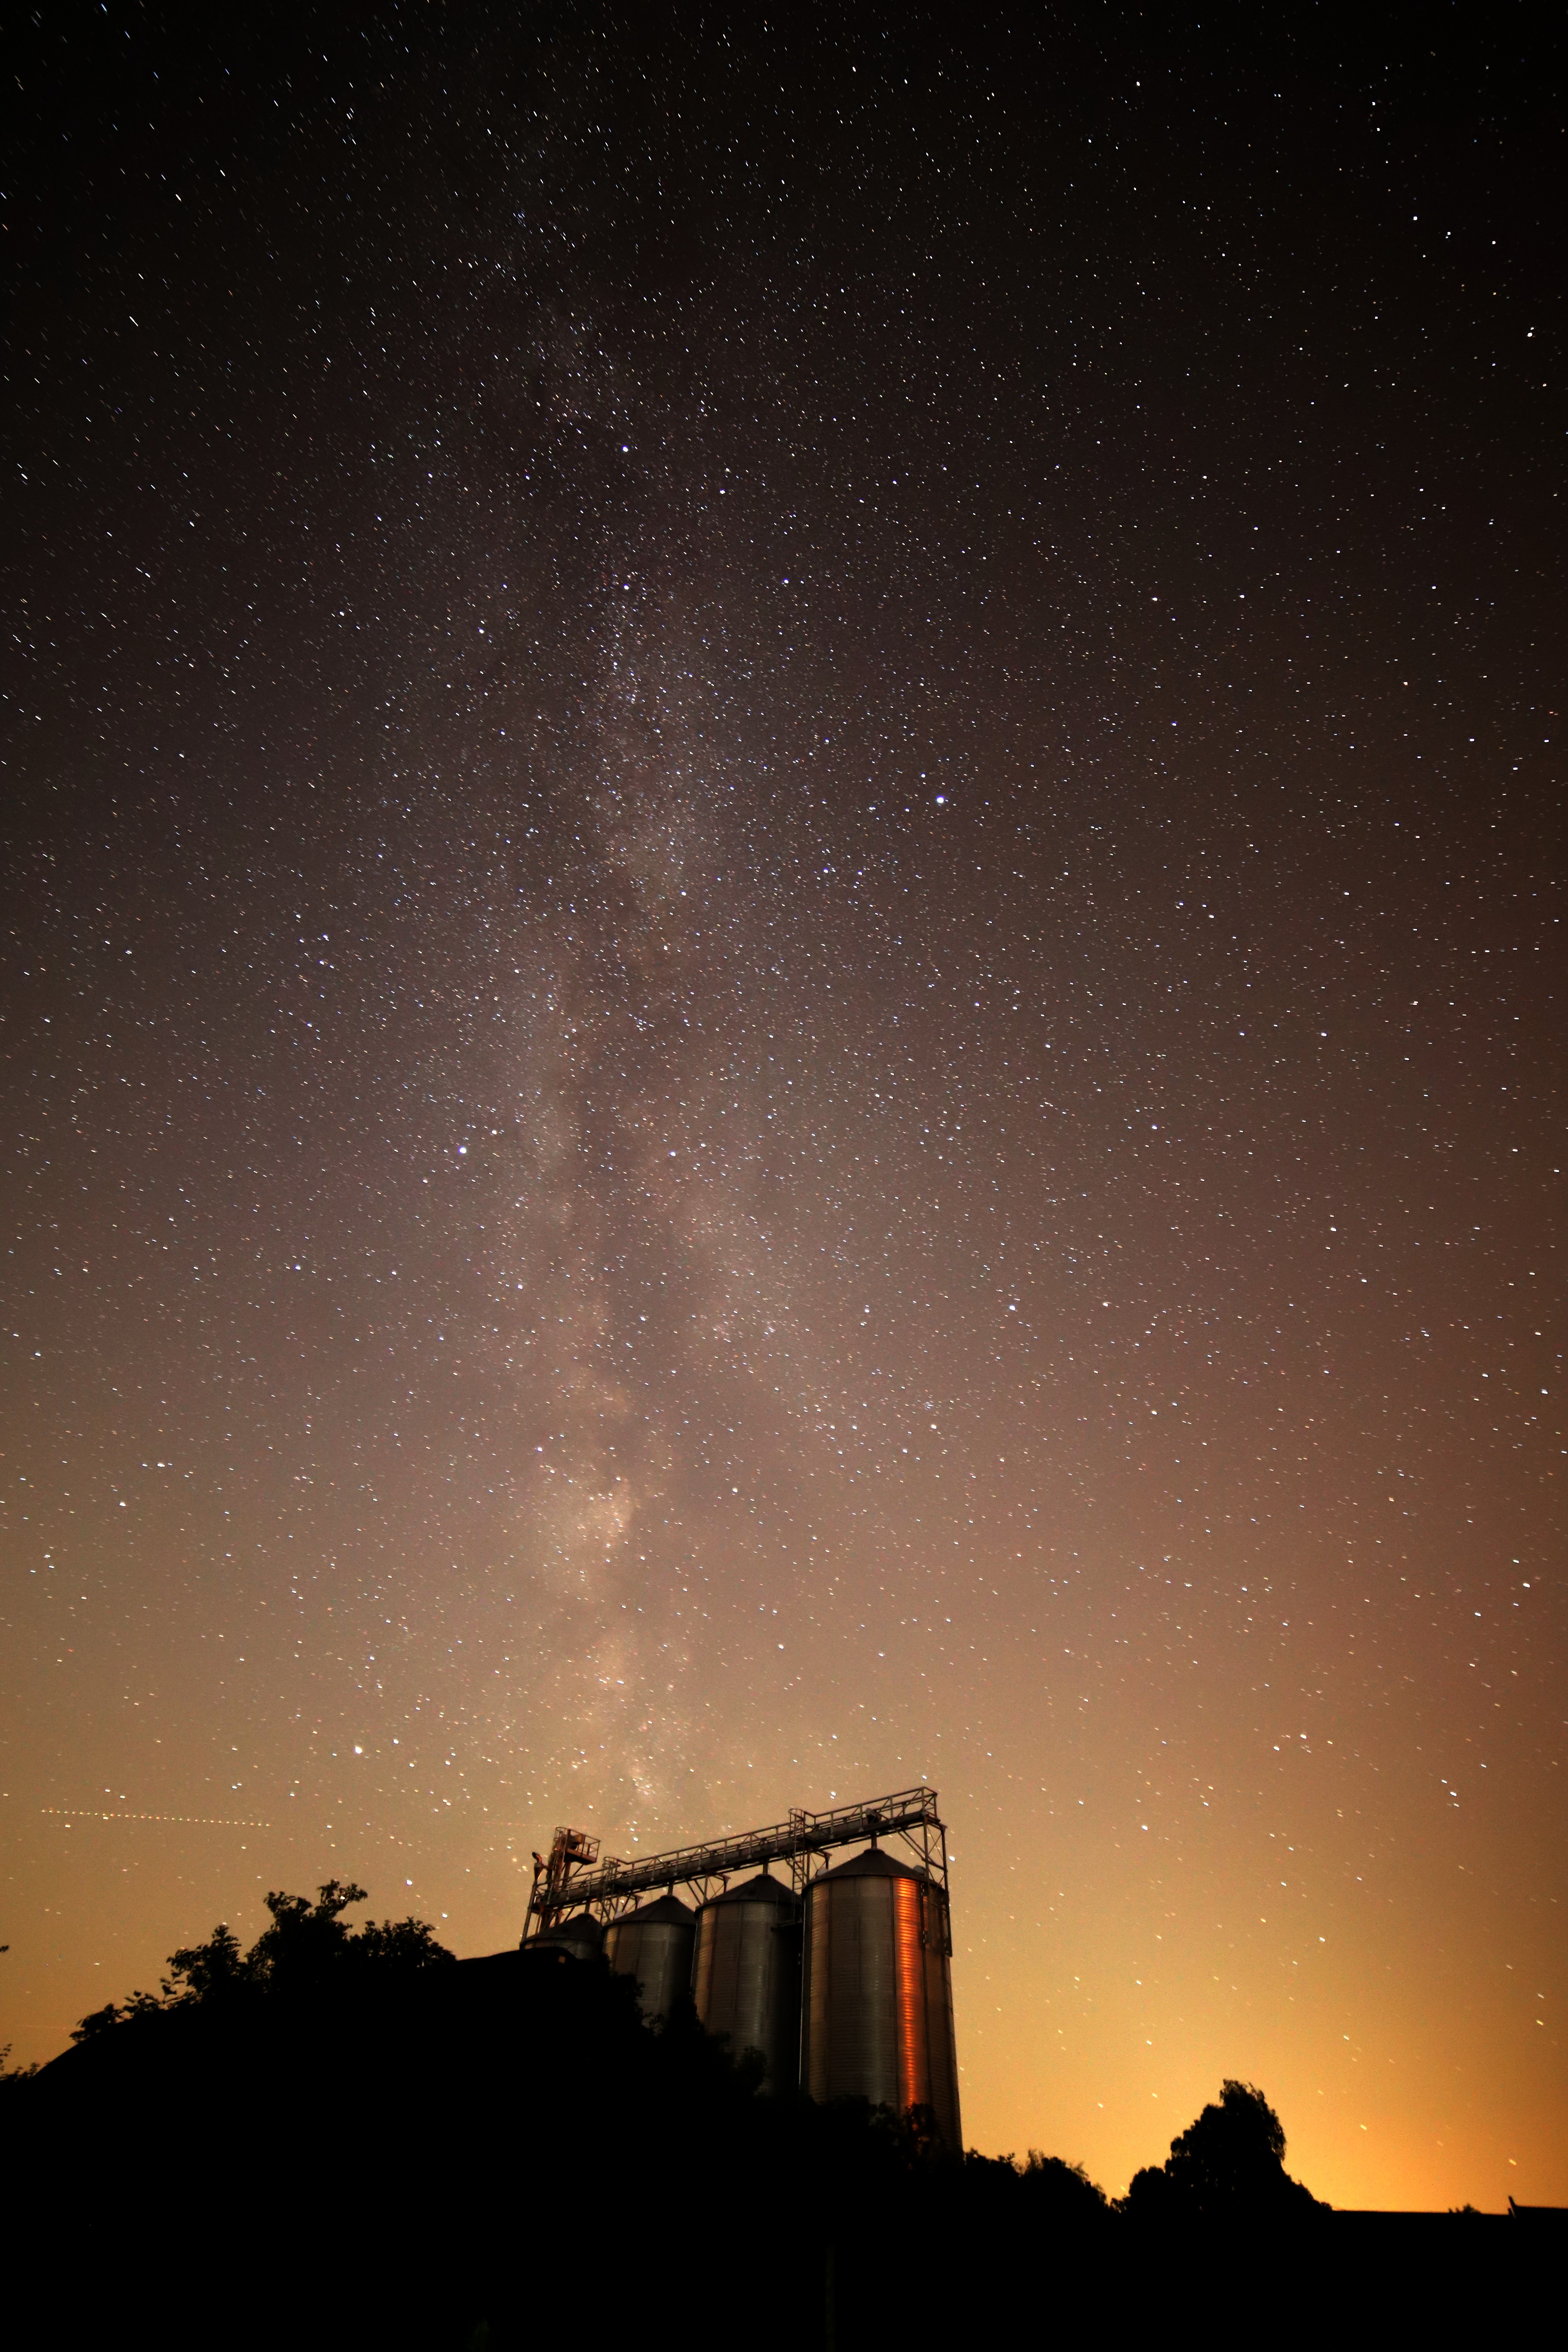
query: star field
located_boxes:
[2,7,1563,2205]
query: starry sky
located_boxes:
[3,6,1563,2207]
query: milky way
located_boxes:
[3,9,1563,2206]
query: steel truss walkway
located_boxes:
[522,1784,949,1942]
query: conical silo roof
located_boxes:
[539,1909,604,1950]
[816,1845,922,1881]
[710,1870,796,1907]
[619,1891,694,1924]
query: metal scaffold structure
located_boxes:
[522,1784,951,1949]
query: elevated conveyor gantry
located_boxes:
[523,1785,949,1949]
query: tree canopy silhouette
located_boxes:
[1123,2078,1325,2224]
[68,1878,454,2040]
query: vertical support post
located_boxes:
[788,1809,810,1899]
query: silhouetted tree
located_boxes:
[246,1876,371,1993]
[1124,2079,1324,2224]
[66,1880,456,2041]
[961,2145,1110,2217]
[164,1918,250,2004]
[68,2000,128,2044]
[351,1912,455,1975]
[1021,2149,1112,2222]
[0,2041,38,2089]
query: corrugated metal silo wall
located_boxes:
[605,1917,695,2023]
[693,1894,801,2093]
[919,1883,962,2153]
[802,1872,962,2151]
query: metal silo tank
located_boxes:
[693,1870,801,2093]
[534,1909,605,1962]
[801,1846,962,2152]
[604,1891,696,2024]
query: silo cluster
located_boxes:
[562,1845,960,2148]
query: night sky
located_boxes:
[4,6,1563,2207]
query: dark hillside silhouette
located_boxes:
[3,1883,1547,2349]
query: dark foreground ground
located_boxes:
[4,1950,1558,2348]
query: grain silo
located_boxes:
[537,1910,605,1963]
[801,1846,961,2151]
[692,1870,800,2093]
[605,1891,696,2024]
